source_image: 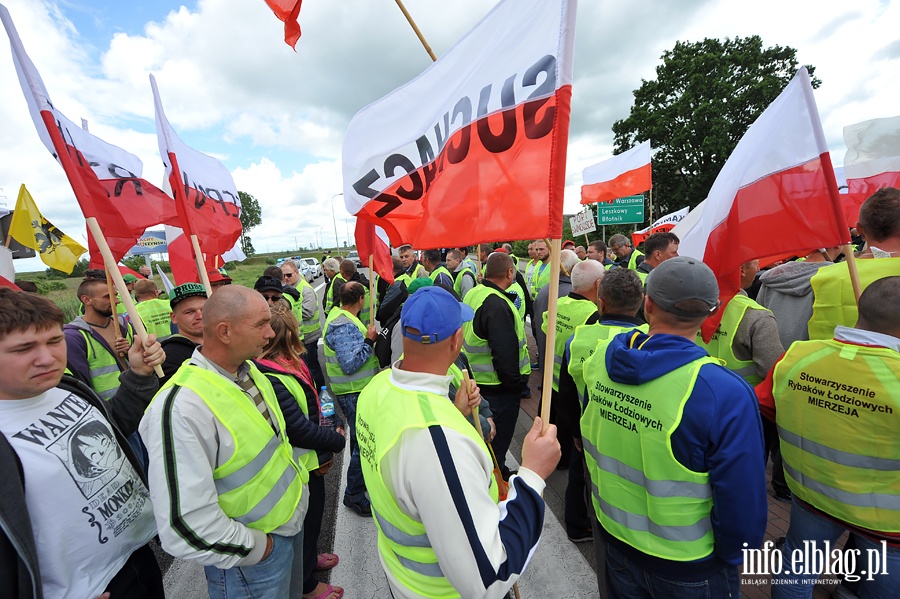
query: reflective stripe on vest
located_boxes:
[324,274,346,317]
[808,258,900,340]
[462,285,530,386]
[358,370,498,596]
[323,309,380,395]
[695,294,768,385]
[78,327,133,400]
[772,339,900,532]
[135,298,173,339]
[524,260,537,299]
[581,340,716,560]
[541,296,597,391]
[264,371,321,471]
[155,363,306,532]
[568,322,648,400]
[282,294,306,342]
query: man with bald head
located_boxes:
[463,252,532,480]
[758,276,900,597]
[141,285,310,599]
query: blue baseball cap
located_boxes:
[401,286,474,344]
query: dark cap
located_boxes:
[645,256,719,318]
[170,283,208,309]
[254,276,283,293]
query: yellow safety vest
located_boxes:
[264,371,321,471]
[324,273,346,318]
[462,285,530,386]
[541,296,598,391]
[532,262,551,298]
[78,325,134,401]
[581,339,716,561]
[626,249,644,271]
[135,298,173,339]
[808,258,900,340]
[568,321,648,400]
[155,364,307,532]
[772,339,900,532]
[323,308,380,395]
[695,294,769,385]
[358,371,499,598]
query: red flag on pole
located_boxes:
[342,0,576,249]
[151,74,243,282]
[263,0,303,49]
[676,68,848,342]
[1,6,179,266]
[581,140,652,205]
[355,218,394,285]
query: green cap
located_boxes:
[407,277,433,295]
[170,282,208,308]
[123,274,138,283]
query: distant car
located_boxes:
[296,259,315,283]
[302,257,322,278]
[346,250,362,268]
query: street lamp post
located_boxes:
[331,193,342,256]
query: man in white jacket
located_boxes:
[357,286,560,598]
[141,285,309,599]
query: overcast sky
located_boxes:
[1,0,897,273]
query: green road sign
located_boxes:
[596,195,645,225]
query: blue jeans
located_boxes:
[336,392,367,502]
[772,499,899,599]
[605,542,740,598]
[204,531,303,599]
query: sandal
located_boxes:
[315,552,339,570]
[302,582,344,599]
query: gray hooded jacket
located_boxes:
[756,260,834,348]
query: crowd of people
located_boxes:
[0,187,898,599]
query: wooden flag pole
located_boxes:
[87,217,164,377]
[393,0,437,62]
[843,245,863,302]
[539,239,562,432]
[104,266,124,352]
[368,255,376,323]
[191,234,213,296]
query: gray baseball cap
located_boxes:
[645,256,719,318]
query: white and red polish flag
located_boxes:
[1,4,179,266]
[151,74,243,284]
[581,140,652,205]
[342,0,576,249]
[263,0,303,49]
[676,68,848,342]
[355,218,394,285]
[841,115,900,225]
[631,206,689,247]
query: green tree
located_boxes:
[238,191,262,257]
[612,36,820,213]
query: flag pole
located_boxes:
[393,0,437,62]
[648,188,654,225]
[191,234,213,296]
[104,265,124,352]
[368,254,375,324]
[87,217,164,377]
[539,239,561,432]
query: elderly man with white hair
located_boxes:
[538,256,604,470]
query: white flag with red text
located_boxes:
[342,0,576,249]
[151,74,243,283]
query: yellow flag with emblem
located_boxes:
[8,184,86,273]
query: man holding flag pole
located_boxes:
[343,0,576,595]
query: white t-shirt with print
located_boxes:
[0,387,156,599]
